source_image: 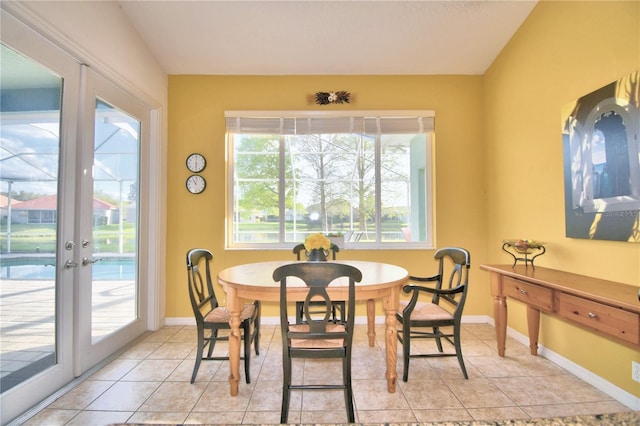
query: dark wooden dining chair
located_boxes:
[186,248,260,384]
[273,262,362,424]
[396,247,471,381]
[292,242,345,324]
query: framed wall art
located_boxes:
[562,70,640,242]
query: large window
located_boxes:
[226,111,435,249]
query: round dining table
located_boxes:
[217,259,409,396]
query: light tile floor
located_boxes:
[21,323,630,425]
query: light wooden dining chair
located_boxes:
[273,262,361,424]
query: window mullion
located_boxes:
[279,133,286,243]
[375,133,382,243]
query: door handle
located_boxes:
[64,260,78,269]
[82,257,103,266]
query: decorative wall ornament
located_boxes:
[315,91,351,105]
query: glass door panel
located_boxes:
[91,100,139,341]
[0,44,62,391]
[76,67,147,372]
[0,11,79,421]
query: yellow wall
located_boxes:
[484,1,639,397]
[167,75,489,319]
[167,0,639,399]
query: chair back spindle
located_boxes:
[292,242,345,324]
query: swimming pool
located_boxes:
[0,256,136,280]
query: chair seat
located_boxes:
[289,323,346,348]
[204,303,256,323]
[398,300,453,321]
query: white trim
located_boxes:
[146,107,166,331]
[166,315,394,326]
[165,314,492,327]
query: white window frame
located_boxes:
[226,110,435,250]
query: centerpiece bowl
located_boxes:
[502,239,546,268]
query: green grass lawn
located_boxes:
[236,220,408,242]
[2,220,408,253]
[0,223,137,253]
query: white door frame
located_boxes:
[0,11,79,424]
[0,7,164,424]
[75,65,150,374]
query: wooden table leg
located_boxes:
[382,287,399,393]
[226,287,242,396]
[367,298,375,347]
[490,271,507,357]
[494,295,507,357]
[527,305,540,355]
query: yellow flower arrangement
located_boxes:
[304,233,332,251]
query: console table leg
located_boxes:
[494,295,507,357]
[490,271,508,357]
[527,306,540,355]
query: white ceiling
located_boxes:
[118,0,538,75]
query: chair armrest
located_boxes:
[403,274,440,295]
[408,274,440,282]
[402,284,465,296]
[400,283,466,317]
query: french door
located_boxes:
[0,12,149,423]
[74,66,148,373]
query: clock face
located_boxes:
[186,153,206,173]
[186,174,206,194]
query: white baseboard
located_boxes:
[164,315,386,326]
[164,314,639,410]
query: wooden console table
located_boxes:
[480,264,640,356]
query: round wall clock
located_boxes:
[186,153,206,173]
[186,174,206,194]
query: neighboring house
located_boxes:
[9,194,118,225]
[0,194,21,224]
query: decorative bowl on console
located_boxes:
[502,239,546,268]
